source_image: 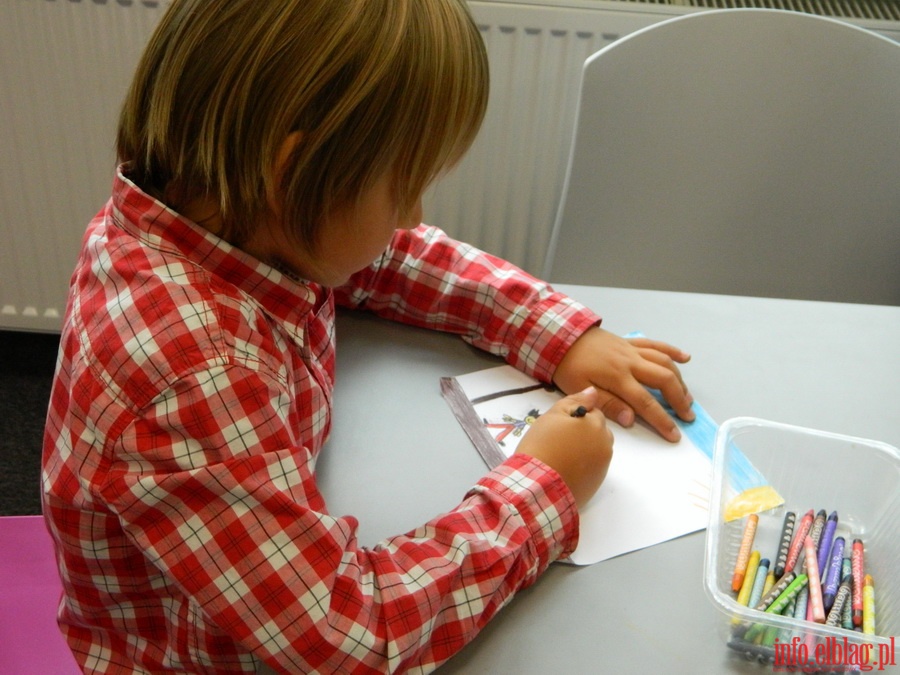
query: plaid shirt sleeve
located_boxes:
[333,225,601,383]
[44,185,584,674]
[96,365,578,674]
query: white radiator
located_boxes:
[2,0,898,332]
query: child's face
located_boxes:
[287,174,423,287]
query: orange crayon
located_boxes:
[732,514,759,592]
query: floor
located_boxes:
[0,330,59,516]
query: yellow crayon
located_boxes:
[862,574,876,635]
[736,551,762,606]
[732,551,761,626]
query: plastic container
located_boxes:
[704,417,899,671]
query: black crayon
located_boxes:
[773,511,796,578]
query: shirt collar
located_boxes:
[110,164,322,325]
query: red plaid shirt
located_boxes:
[42,167,600,674]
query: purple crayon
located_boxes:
[817,511,838,574]
[822,537,845,611]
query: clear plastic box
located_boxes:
[704,417,899,671]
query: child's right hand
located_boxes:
[515,387,613,509]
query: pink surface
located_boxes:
[0,516,79,674]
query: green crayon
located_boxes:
[754,571,798,612]
[744,574,809,643]
[765,574,809,615]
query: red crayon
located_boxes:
[784,509,814,576]
[852,538,865,627]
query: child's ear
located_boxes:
[275,131,303,179]
[269,131,303,213]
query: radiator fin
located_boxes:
[614,0,900,22]
[2,0,898,331]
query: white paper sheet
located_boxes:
[453,365,712,565]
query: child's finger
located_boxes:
[627,337,691,364]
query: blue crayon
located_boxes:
[822,537,845,610]
[748,558,770,610]
[791,585,810,641]
[817,511,838,574]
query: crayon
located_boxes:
[726,638,776,663]
[808,509,827,548]
[762,569,775,597]
[841,556,851,581]
[732,514,759,592]
[825,579,852,627]
[755,571,798,612]
[783,509,814,576]
[841,579,854,630]
[816,511,838,575]
[852,539,865,627]
[790,585,810,641]
[747,558,770,610]
[744,574,808,643]
[803,536,826,623]
[772,511,796,579]
[862,574,875,636]
[736,551,762,608]
[765,573,809,616]
[840,557,853,629]
[821,536,845,610]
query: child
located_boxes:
[42,0,694,672]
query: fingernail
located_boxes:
[580,385,595,395]
[617,410,633,427]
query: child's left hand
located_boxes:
[552,327,694,442]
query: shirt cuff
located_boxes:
[506,293,601,383]
[470,453,579,575]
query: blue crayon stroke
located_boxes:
[625,331,766,493]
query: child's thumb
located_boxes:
[572,385,600,410]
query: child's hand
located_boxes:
[552,327,694,443]
[515,387,613,509]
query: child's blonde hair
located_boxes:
[117,0,488,248]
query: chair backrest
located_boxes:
[543,9,900,305]
[0,516,80,674]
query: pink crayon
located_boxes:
[804,535,826,623]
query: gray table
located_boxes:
[315,285,900,674]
